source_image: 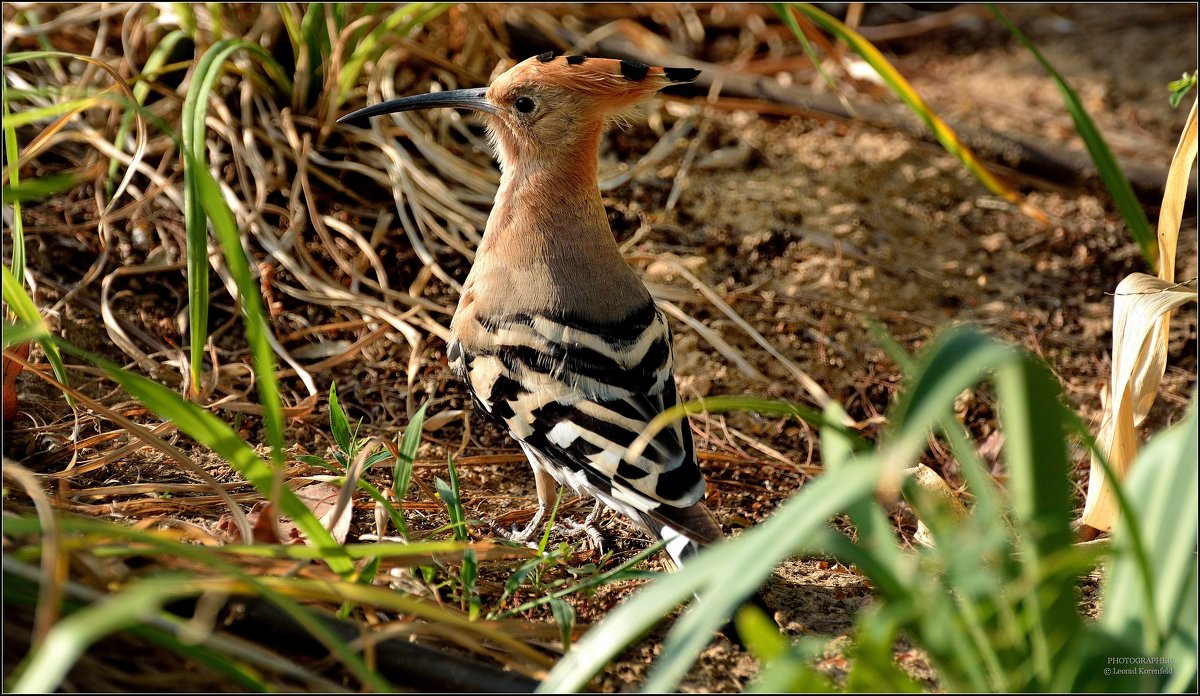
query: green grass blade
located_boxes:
[497,540,668,619]
[279,3,304,62]
[749,645,837,692]
[293,3,330,109]
[314,472,408,541]
[206,3,227,38]
[4,172,81,203]
[2,320,48,348]
[7,555,388,693]
[334,3,450,109]
[820,402,909,598]
[770,3,842,96]
[11,325,353,577]
[887,329,1016,459]
[188,151,285,465]
[107,29,187,190]
[549,597,576,651]
[734,602,789,663]
[989,5,1156,269]
[172,3,197,38]
[439,455,469,542]
[5,513,483,565]
[11,576,193,692]
[300,4,332,74]
[181,38,290,395]
[1,267,70,403]
[537,487,564,557]
[328,382,353,456]
[4,91,26,281]
[778,3,1035,217]
[391,401,427,538]
[3,94,113,129]
[540,460,881,693]
[992,354,1078,687]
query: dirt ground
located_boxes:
[4,3,1197,692]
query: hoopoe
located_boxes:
[339,53,723,570]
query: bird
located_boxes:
[338,53,727,571]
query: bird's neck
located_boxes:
[483,134,622,267]
[464,137,650,321]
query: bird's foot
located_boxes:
[559,517,605,553]
[555,501,606,553]
[497,502,547,547]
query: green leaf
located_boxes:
[391,402,427,538]
[630,393,862,464]
[498,540,668,619]
[821,401,909,599]
[329,382,353,456]
[750,653,837,693]
[2,320,48,348]
[461,547,478,602]
[363,449,394,468]
[5,512,390,692]
[446,455,468,542]
[296,454,338,472]
[434,477,464,542]
[550,597,576,651]
[394,402,427,490]
[888,329,1016,460]
[1100,400,1197,688]
[992,353,1079,688]
[1169,72,1196,108]
[537,487,564,557]
[501,556,546,603]
[734,602,788,662]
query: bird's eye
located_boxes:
[514,96,536,114]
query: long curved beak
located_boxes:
[337,87,496,125]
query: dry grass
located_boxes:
[3,3,1196,692]
[1,4,843,689]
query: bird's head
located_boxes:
[338,53,700,169]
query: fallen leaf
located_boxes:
[295,481,353,545]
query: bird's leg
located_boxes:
[560,499,606,553]
[504,465,559,544]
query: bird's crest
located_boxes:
[491,52,700,110]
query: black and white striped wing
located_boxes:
[449,302,707,531]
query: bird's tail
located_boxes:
[638,501,724,570]
[638,503,777,647]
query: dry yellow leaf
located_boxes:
[1082,98,1197,532]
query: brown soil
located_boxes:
[3,3,1196,692]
